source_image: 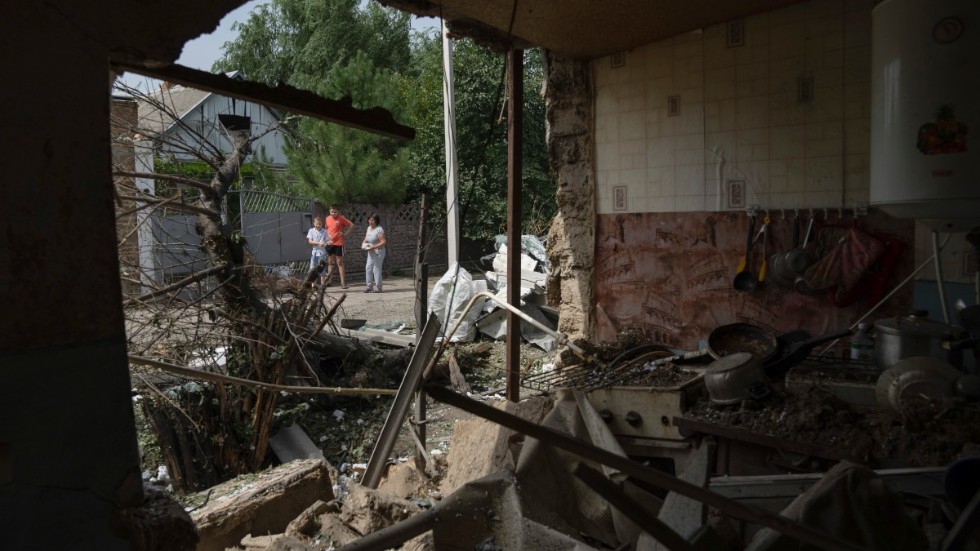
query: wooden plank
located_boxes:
[362,317,440,488]
[336,327,415,348]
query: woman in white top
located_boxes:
[361,213,387,293]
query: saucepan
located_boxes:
[704,352,771,405]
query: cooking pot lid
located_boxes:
[706,352,754,374]
[875,311,960,339]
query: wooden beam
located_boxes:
[111,61,415,141]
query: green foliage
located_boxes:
[284,52,410,205]
[213,0,411,88]
[406,40,555,241]
[215,1,555,240]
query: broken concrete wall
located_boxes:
[544,52,596,347]
[191,458,334,551]
[441,396,554,496]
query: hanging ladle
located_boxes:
[733,214,757,292]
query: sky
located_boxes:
[117,1,439,92]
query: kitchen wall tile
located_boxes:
[704,99,736,132]
[676,107,705,135]
[705,130,736,164]
[843,81,870,120]
[786,159,806,192]
[806,135,844,158]
[806,0,843,21]
[770,24,806,60]
[619,113,645,141]
[771,125,805,159]
[676,146,706,166]
[596,114,617,145]
[705,67,736,101]
[736,128,770,160]
[736,95,770,129]
[648,195,675,212]
[843,45,871,84]
[843,117,870,154]
[844,6,872,49]
[804,156,843,192]
[770,3,806,27]
[676,164,706,193]
[805,190,843,207]
[649,165,675,197]
[647,136,676,168]
[805,85,843,122]
[597,141,620,171]
[676,195,706,212]
[622,167,645,188]
[770,191,807,209]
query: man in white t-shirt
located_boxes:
[306,216,328,287]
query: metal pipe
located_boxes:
[817,233,951,356]
[424,290,598,380]
[933,230,951,324]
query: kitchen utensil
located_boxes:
[793,215,822,294]
[733,215,757,292]
[707,322,778,363]
[873,310,968,369]
[875,356,959,411]
[704,352,769,405]
[770,215,800,288]
[764,329,853,378]
[757,215,770,285]
[788,214,816,275]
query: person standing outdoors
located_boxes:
[324,204,354,289]
[306,216,328,287]
[361,213,387,293]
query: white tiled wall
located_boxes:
[595,0,873,215]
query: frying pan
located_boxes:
[707,322,779,363]
[764,329,852,378]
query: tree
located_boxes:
[406,38,555,242]
[215,0,413,206]
[214,0,412,88]
[215,0,556,241]
[285,52,410,205]
[111,82,407,492]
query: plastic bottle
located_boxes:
[850,322,874,362]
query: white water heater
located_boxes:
[871,0,980,230]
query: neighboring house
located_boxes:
[138,71,289,168]
[130,73,308,287]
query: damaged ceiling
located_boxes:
[378,0,809,59]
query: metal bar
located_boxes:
[573,462,695,551]
[506,48,524,403]
[424,384,867,551]
[933,230,951,324]
[362,316,441,488]
[818,232,952,356]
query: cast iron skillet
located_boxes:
[707,322,778,364]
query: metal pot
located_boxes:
[704,352,770,405]
[873,310,968,369]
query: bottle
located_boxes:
[850,322,874,362]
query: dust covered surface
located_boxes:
[685,388,980,467]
